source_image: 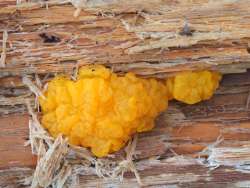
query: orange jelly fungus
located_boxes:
[167,70,222,104]
[39,65,168,157]
[39,65,221,157]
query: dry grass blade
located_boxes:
[23,76,45,99]
[70,145,96,163]
[25,100,53,154]
[53,163,72,188]
[112,134,143,186]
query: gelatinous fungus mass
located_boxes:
[39,65,168,157]
[39,66,221,157]
[167,70,222,104]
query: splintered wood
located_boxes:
[1,71,250,187]
[0,30,7,68]
[1,0,250,187]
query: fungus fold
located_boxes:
[39,65,221,157]
[39,65,168,157]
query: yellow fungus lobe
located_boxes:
[39,65,168,157]
[167,71,222,104]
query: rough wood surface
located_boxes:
[1,0,250,187]
[0,0,250,114]
[0,0,250,77]
[1,71,250,187]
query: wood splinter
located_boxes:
[0,30,8,68]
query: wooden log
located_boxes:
[0,0,250,114]
[1,0,250,187]
[1,71,250,187]
[0,0,250,77]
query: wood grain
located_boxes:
[0,114,36,169]
[1,0,250,187]
[0,0,250,77]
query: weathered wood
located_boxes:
[0,72,250,187]
[0,0,250,115]
[1,0,250,187]
[0,0,250,77]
